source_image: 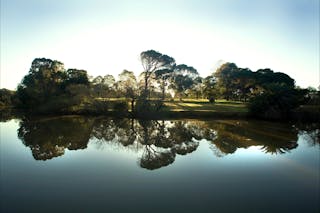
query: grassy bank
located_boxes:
[2,98,318,121]
[164,99,248,113]
[132,99,248,119]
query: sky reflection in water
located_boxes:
[0,117,319,213]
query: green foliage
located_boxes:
[0,89,16,107]
[17,58,67,107]
[174,64,198,77]
[140,50,175,98]
[214,62,238,100]
[18,116,94,160]
[255,69,295,89]
[155,68,173,100]
[16,58,90,112]
[7,55,317,120]
[66,69,89,85]
[135,98,165,114]
[213,63,295,102]
[202,75,217,98]
[118,70,138,100]
[248,85,307,119]
[171,64,200,99]
[172,74,194,95]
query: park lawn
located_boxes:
[92,98,248,113]
[164,99,248,113]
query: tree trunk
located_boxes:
[161,79,165,100]
[144,73,149,99]
[131,98,135,112]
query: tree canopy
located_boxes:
[140,50,175,98]
[5,51,317,119]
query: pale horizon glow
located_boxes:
[1,0,319,90]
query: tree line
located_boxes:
[0,49,319,118]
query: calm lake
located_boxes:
[0,116,319,213]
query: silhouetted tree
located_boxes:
[155,68,173,100]
[202,75,217,101]
[66,69,89,85]
[118,70,138,112]
[214,62,238,100]
[139,147,176,170]
[140,50,175,99]
[188,76,203,99]
[248,84,307,119]
[170,64,199,99]
[103,74,116,89]
[16,58,67,108]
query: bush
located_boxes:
[208,96,215,103]
[135,99,164,113]
[248,88,307,120]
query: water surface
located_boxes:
[1,116,319,213]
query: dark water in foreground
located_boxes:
[0,116,319,213]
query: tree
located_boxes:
[103,74,116,89]
[213,63,296,102]
[16,58,93,113]
[92,76,106,98]
[202,75,217,100]
[248,84,307,120]
[174,64,198,78]
[140,50,175,99]
[66,69,89,85]
[118,70,138,112]
[17,58,66,107]
[92,76,104,84]
[214,62,238,100]
[30,58,64,73]
[171,64,199,99]
[255,69,295,90]
[154,68,173,100]
[232,68,255,101]
[188,76,203,99]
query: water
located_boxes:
[0,116,319,213]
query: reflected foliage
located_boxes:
[16,117,319,169]
[18,116,94,160]
[295,123,320,147]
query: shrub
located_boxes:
[135,99,164,113]
[248,87,307,120]
[208,96,215,103]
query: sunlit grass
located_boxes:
[91,98,248,113]
[164,99,248,112]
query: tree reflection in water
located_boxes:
[295,123,320,147]
[17,116,319,169]
[18,116,94,160]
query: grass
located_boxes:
[27,97,247,118]
[92,98,248,113]
[163,99,248,113]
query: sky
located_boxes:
[1,0,319,90]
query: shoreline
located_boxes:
[1,107,319,122]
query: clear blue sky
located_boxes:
[1,0,319,89]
